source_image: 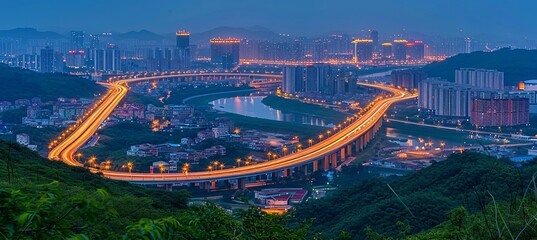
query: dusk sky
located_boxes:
[1,0,535,40]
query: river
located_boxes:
[211,96,335,127]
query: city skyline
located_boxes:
[1,0,536,41]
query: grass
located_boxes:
[185,90,326,140]
[261,95,348,123]
[165,85,253,104]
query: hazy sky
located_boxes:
[1,0,535,40]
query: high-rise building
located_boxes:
[305,64,330,93]
[381,43,393,58]
[391,70,427,90]
[176,31,191,69]
[418,78,500,117]
[407,41,424,60]
[282,66,304,93]
[89,34,100,49]
[470,98,529,127]
[464,38,471,54]
[88,49,105,72]
[65,50,85,68]
[105,44,121,72]
[370,30,379,47]
[70,31,84,50]
[210,38,240,69]
[352,39,373,62]
[455,68,504,90]
[393,40,408,61]
[39,46,54,73]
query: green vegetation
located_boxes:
[165,85,253,104]
[421,48,537,85]
[185,91,326,140]
[0,141,312,239]
[262,95,348,124]
[0,107,27,124]
[123,91,163,106]
[294,152,537,239]
[82,122,197,170]
[0,64,105,101]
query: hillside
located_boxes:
[421,48,537,86]
[0,141,311,239]
[293,152,537,239]
[0,64,105,101]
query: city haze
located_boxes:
[1,0,535,40]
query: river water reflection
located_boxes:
[211,96,334,127]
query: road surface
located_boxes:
[48,74,416,183]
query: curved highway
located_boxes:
[48,73,416,183]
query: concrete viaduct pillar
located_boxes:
[312,160,319,172]
[331,153,338,169]
[323,156,330,171]
[238,178,246,189]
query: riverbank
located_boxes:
[261,95,348,124]
[184,90,325,139]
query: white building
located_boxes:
[16,133,30,146]
[455,68,504,90]
[212,126,228,138]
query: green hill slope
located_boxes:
[0,64,105,101]
[294,152,537,239]
[0,141,311,239]
[421,48,537,86]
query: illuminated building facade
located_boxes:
[470,98,529,127]
[210,38,240,69]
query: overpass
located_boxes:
[48,73,416,189]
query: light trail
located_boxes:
[48,73,416,183]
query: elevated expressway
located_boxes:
[48,73,416,187]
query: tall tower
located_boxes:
[176,31,191,70]
[464,38,471,53]
[210,38,240,69]
[40,46,54,73]
[369,30,379,47]
[70,31,84,50]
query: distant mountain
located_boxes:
[190,26,283,44]
[113,30,164,41]
[421,48,537,86]
[0,28,65,39]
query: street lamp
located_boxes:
[105,159,112,170]
[88,157,96,168]
[326,130,331,137]
[183,163,190,174]
[267,152,272,160]
[76,153,82,162]
[158,163,165,173]
[236,158,241,167]
[208,165,213,172]
[318,134,323,141]
[308,139,313,147]
[127,161,133,175]
[220,163,224,170]
[297,144,302,151]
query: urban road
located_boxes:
[49,73,416,184]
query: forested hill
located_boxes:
[421,48,537,86]
[0,141,312,239]
[294,152,537,239]
[0,64,105,101]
